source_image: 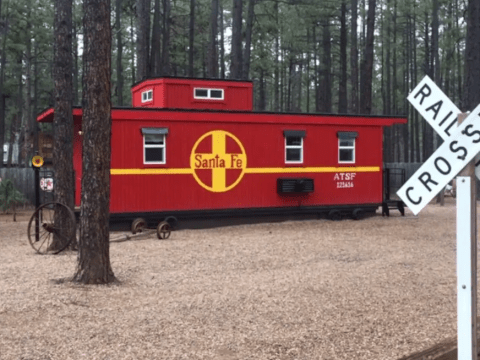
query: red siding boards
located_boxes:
[109,115,392,214]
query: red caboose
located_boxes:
[37,77,406,227]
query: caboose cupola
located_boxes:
[131,77,253,111]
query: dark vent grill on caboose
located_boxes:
[277,178,314,194]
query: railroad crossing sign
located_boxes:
[401,76,479,360]
[396,103,480,215]
[407,75,480,180]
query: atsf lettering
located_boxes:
[334,172,356,189]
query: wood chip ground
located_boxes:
[0,198,472,359]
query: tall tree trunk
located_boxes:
[422,12,433,159]
[73,8,79,105]
[431,0,443,204]
[74,0,115,284]
[0,16,6,168]
[151,0,161,76]
[338,1,347,114]
[242,0,254,80]
[116,0,124,104]
[306,28,310,113]
[130,15,136,82]
[455,0,462,108]
[313,25,319,112]
[359,0,376,114]
[219,2,225,78]
[463,0,480,111]
[318,17,332,113]
[188,0,195,77]
[53,0,75,251]
[24,0,33,166]
[33,41,38,154]
[230,0,242,79]
[258,68,266,110]
[273,1,279,111]
[16,54,23,165]
[7,116,15,168]
[349,0,358,114]
[161,0,171,75]
[432,0,440,152]
[385,0,391,115]
[207,0,218,78]
[135,0,149,81]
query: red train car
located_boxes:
[37,77,406,227]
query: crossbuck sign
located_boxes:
[397,76,480,215]
[398,75,479,360]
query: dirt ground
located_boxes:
[0,198,471,359]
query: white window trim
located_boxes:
[193,88,224,100]
[143,134,166,165]
[338,138,355,164]
[141,89,153,103]
[285,136,303,164]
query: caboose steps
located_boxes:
[381,200,405,217]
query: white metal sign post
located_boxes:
[457,176,477,360]
[399,79,478,360]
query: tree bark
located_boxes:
[359,0,376,114]
[24,0,33,167]
[338,1,348,114]
[161,0,171,75]
[273,1,279,111]
[230,0,242,79]
[74,0,115,284]
[16,55,23,165]
[242,0,255,80]
[53,0,74,252]
[350,0,358,114]
[207,0,218,78]
[151,0,161,76]
[318,17,331,113]
[116,0,124,105]
[135,0,149,81]
[0,0,6,168]
[188,0,195,77]
[73,6,79,105]
[219,1,225,78]
[463,0,480,111]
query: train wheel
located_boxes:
[157,221,171,240]
[328,210,342,221]
[352,208,364,220]
[27,202,77,255]
[131,217,147,234]
[164,216,178,230]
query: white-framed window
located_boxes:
[141,89,153,103]
[338,131,357,163]
[194,88,224,100]
[142,128,168,164]
[284,130,305,164]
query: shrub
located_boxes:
[0,179,25,215]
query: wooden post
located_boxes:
[457,113,477,360]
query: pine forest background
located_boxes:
[0,0,469,168]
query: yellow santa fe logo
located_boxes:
[190,130,247,192]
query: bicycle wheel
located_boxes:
[28,202,77,255]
